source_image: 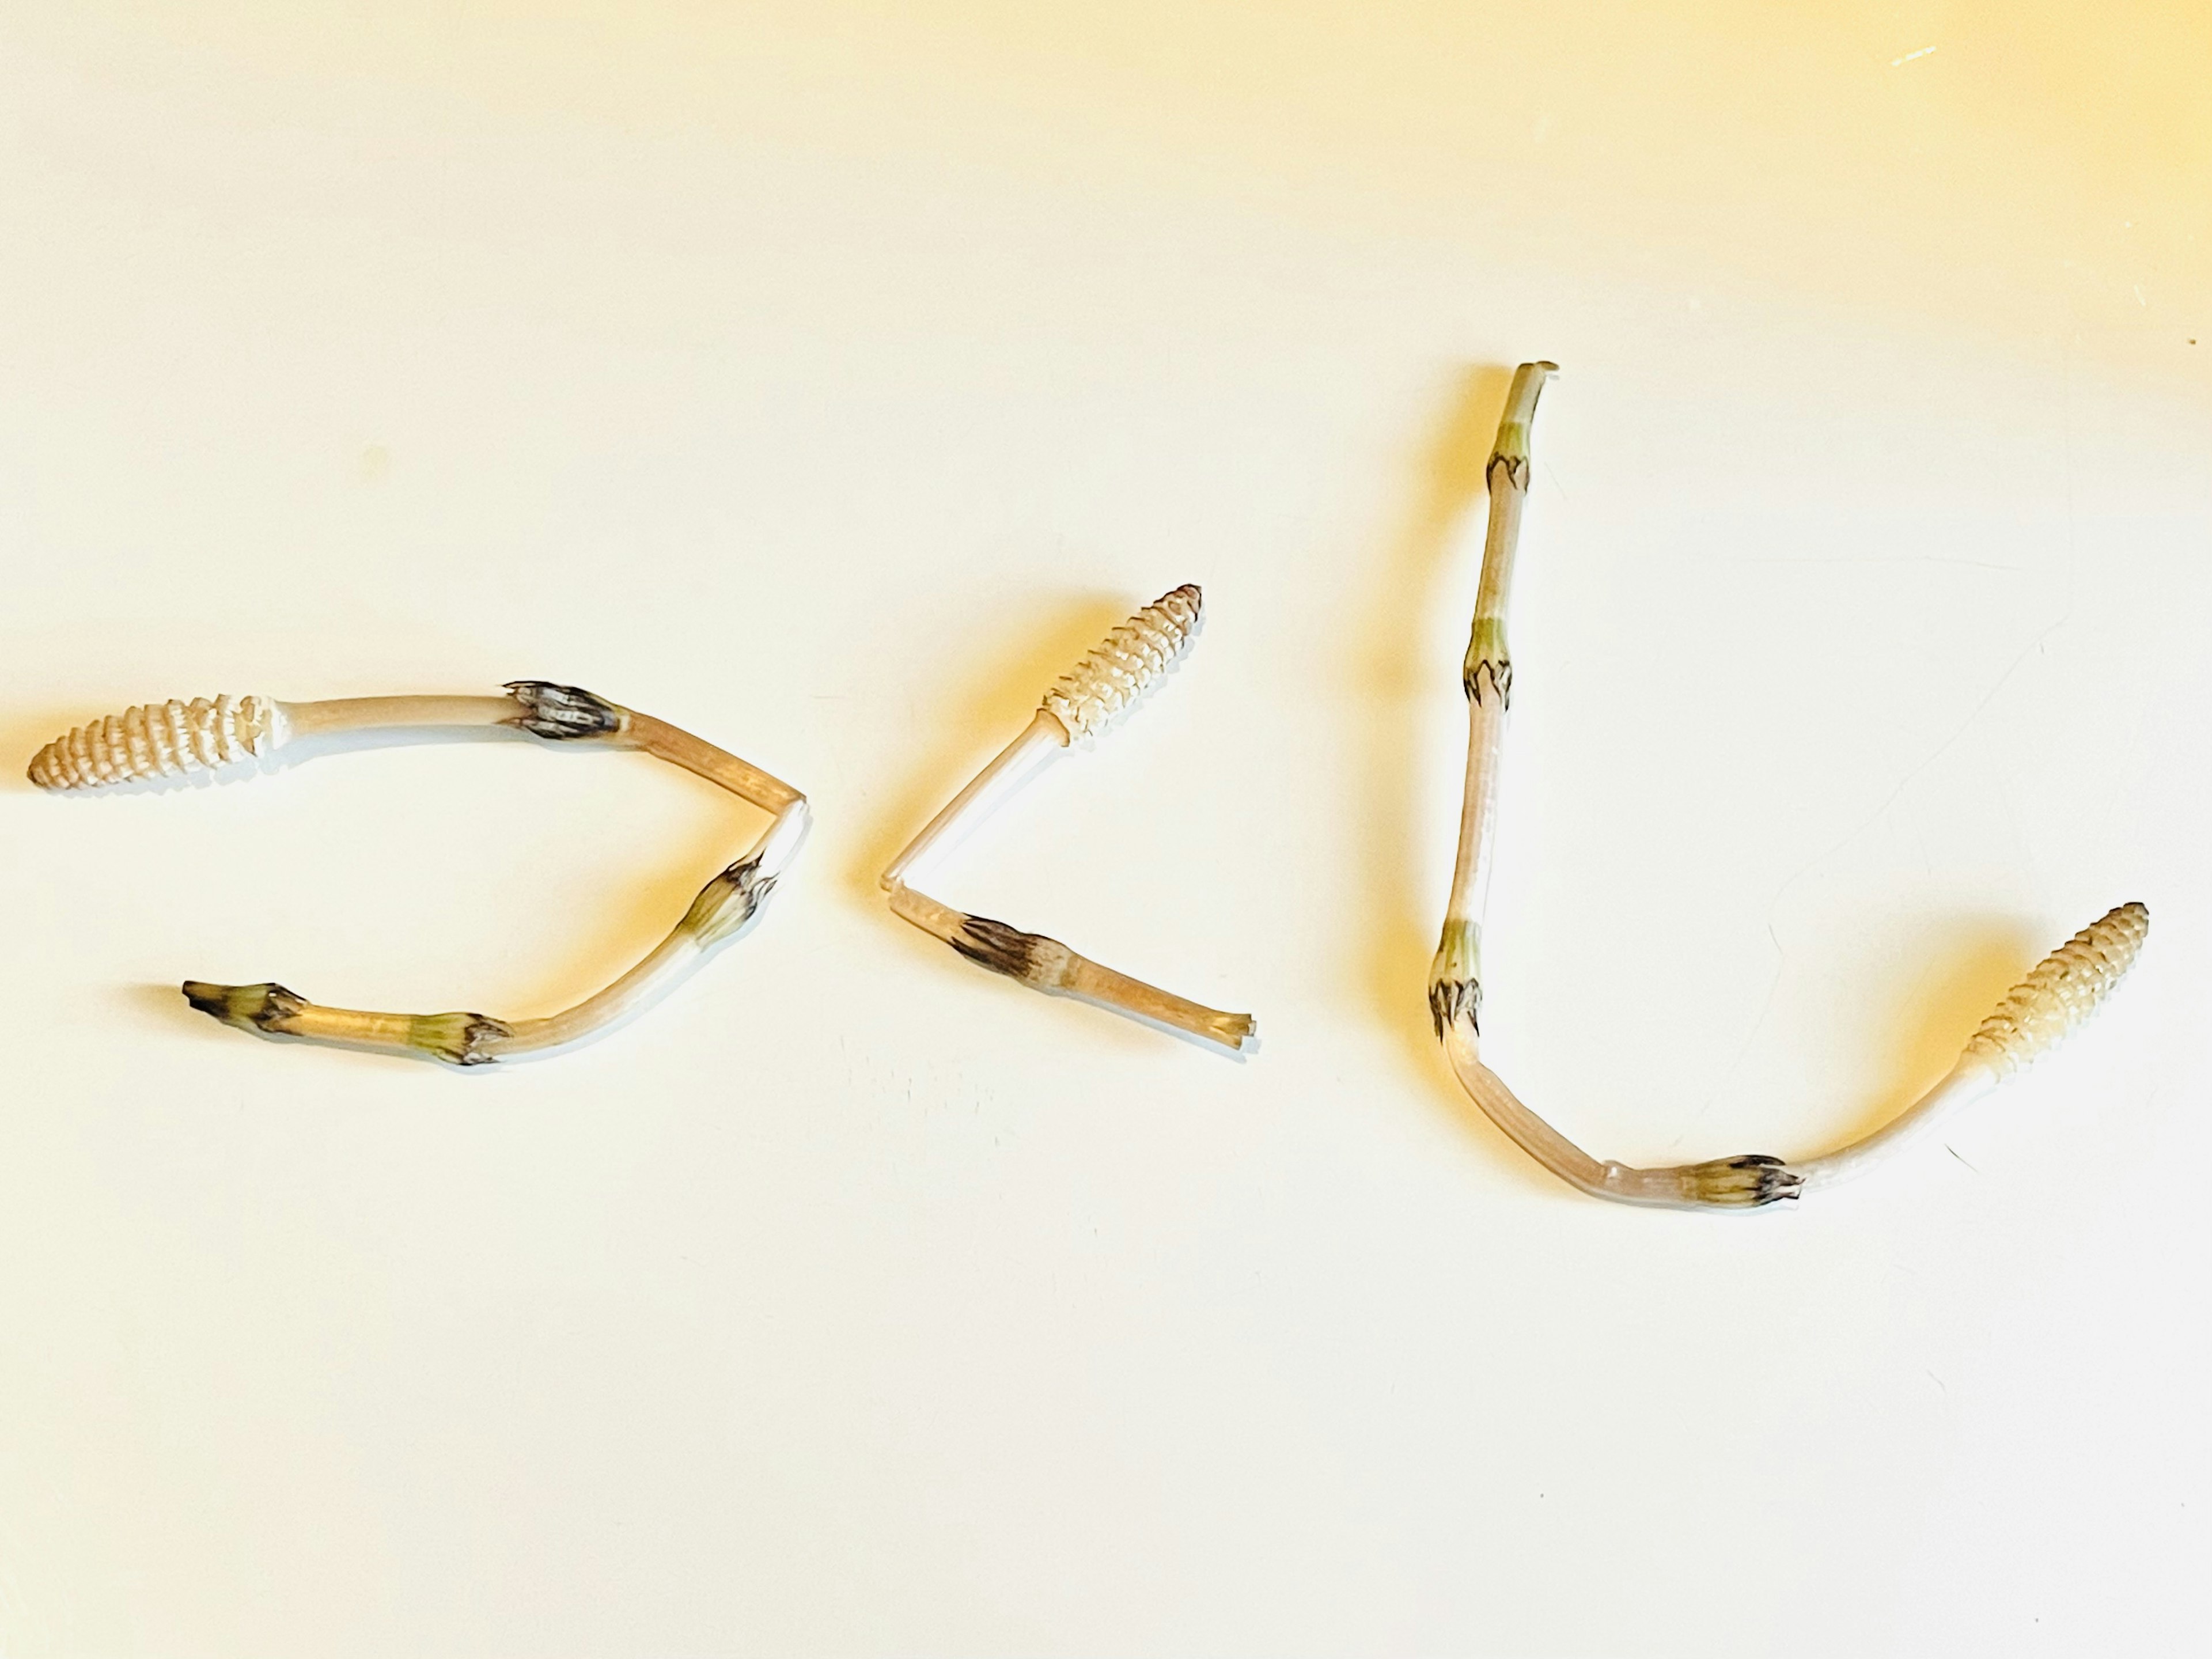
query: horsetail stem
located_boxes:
[1431,363,2147,1209]
[882,588,1256,1055]
[679,854,776,950]
[44,684,808,1066]
[181,979,305,1035]
[403,1012,513,1066]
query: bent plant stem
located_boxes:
[1429,363,2148,1208]
[34,681,809,1065]
[881,587,1257,1056]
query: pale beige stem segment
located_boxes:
[179,846,787,1066]
[888,885,1255,1052]
[1791,900,2149,1191]
[881,587,1257,1056]
[1429,361,1554,1042]
[882,713,1067,891]
[33,680,808,1066]
[1427,365,2148,1207]
[1444,1034,1805,1208]
[279,695,518,738]
[622,710,804,815]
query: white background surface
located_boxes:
[1,5,2205,1654]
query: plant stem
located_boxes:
[1428,366,2147,1207]
[36,681,808,1066]
[881,591,1256,1055]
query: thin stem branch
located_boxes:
[35,680,808,1066]
[279,695,518,738]
[882,713,1067,891]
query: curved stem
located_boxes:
[50,680,816,1066]
[1791,1060,1998,1191]
[1443,1030,1805,1209]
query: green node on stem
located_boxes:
[680,855,775,949]
[1461,616,1512,707]
[1672,1154,1804,1207]
[405,1012,512,1066]
[1427,918,1482,1039]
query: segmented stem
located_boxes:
[883,584,1253,1055]
[1431,362,2149,1209]
[888,884,1256,1054]
[1041,585,1203,742]
[31,681,808,1066]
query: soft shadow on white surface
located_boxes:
[119,980,207,1040]
[1815,915,2044,1160]
[2,3,2202,1652]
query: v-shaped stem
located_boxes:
[32,681,809,1066]
[881,591,1257,1055]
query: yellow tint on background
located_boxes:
[21,3,2207,359]
[0,5,2204,1656]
